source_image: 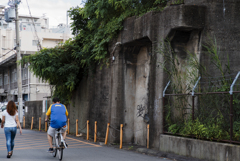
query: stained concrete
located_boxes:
[160,134,240,161]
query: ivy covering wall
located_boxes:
[21,0,170,103]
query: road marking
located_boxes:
[0,131,101,151]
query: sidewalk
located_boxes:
[64,132,205,161]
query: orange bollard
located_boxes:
[39,117,41,131]
[87,120,89,140]
[45,121,47,132]
[120,124,123,149]
[23,116,25,129]
[31,117,34,130]
[105,123,110,145]
[147,124,150,149]
[76,119,78,136]
[94,121,97,142]
[67,118,70,134]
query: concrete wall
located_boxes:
[69,4,206,148]
[24,100,51,130]
[160,134,240,161]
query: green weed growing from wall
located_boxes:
[159,37,240,141]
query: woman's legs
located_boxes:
[4,127,17,153]
[10,127,17,152]
[4,127,12,152]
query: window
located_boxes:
[32,40,39,46]
[21,66,28,80]
[4,74,8,85]
[0,75,3,86]
[2,36,6,48]
[34,19,37,22]
[11,69,16,83]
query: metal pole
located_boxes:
[229,72,240,142]
[230,94,233,142]
[15,0,23,123]
[191,77,201,121]
[192,96,194,121]
[162,96,165,133]
[162,81,170,133]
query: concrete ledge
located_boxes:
[159,134,240,161]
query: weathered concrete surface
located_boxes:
[24,100,50,130]
[69,4,206,148]
[160,134,240,161]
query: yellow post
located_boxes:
[67,118,70,134]
[23,116,25,129]
[76,119,78,136]
[147,124,150,149]
[39,117,41,131]
[45,121,47,132]
[105,123,110,145]
[87,120,89,140]
[31,117,34,130]
[94,121,97,142]
[120,124,123,149]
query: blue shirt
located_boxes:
[46,103,68,128]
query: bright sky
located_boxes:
[1,0,84,27]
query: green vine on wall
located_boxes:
[21,0,170,103]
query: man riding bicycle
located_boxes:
[45,97,68,153]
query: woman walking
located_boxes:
[1,101,22,158]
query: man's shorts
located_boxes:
[47,125,67,137]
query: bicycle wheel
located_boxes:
[57,134,63,161]
[52,137,57,157]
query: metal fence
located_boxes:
[163,72,240,144]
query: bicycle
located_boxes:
[46,120,67,161]
[52,127,67,161]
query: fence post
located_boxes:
[105,123,110,145]
[120,124,123,149]
[192,77,201,121]
[162,96,165,133]
[230,94,233,142]
[76,119,78,136]
[192,96,195,121]
[39,117,41,131]
[94,121,97,142]
[163,81,170,133]
[87,120,89,140]
[31,117,34,130]
[147,124,150,149]
[67,118,70,134]
[23,116,25,129]
[229,72,240,142]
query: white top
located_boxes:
[2,110,18,127]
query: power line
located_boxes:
[25,0,42,51]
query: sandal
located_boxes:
[7,152,11,158]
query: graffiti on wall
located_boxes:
[136,104,148,118]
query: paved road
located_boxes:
[0,128,171,161]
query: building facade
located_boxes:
[0,7,72,103]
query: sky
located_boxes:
[1,0,84,27]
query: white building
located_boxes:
[0,6,72,102]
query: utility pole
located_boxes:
[15,0,23,123]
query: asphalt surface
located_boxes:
[0,128,172,161]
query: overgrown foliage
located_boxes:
[21,0,170,103]
[161,37,240,141]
